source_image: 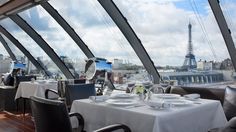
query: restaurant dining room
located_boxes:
[1,0,236,132]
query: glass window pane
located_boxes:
[49,0,151,87]
[0,18,66,78]
[0,35,12,73]
[220,0,236,46]
[114,0,234,87]
[0,34,40,74]
[0,39,10,57]
[19,5,87,77]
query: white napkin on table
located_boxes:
[89,95,110,102]
[184,94,200,100]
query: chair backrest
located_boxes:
[30,96,73,132]
[223,86,236,121]
[170,86,225,104]
[74,79,86,84]
[15,76,36,88]
[65,83,96,107]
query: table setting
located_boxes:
[70,90,227,132]
[88,92,203,110]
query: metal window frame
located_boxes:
[209,0,236,71]
[0,25,49,75]
[10,14,75,79]
[98,0,161,83]
[40,1,94,59]
[0,0,48,20]
[0,34,17,61]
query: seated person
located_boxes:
[3,68,21,86]
[3,73,14,86]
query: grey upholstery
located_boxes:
[223,86,236,121]
[208,117,236,132]
[169,86,225,104]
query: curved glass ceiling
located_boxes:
[0,18,66,78]
[19,5,87,77]
[49,0,150,85]
[49,0,143,65]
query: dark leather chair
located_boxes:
[15,75,36,88]
[223,86,236,121]
[30,96,131,132]
[65,83,96,108]
[94,124,131,132]
[208,117,236,132]
[45,83,96,108]
[30,96,84,132]
[74,79,86,84]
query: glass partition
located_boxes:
[0,18,66,79]
[113,0,235,87]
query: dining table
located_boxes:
[15,80,58,100]
[70,94,227,132]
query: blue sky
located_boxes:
[1,0,236,66]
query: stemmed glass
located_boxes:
[143,74,154,100]
[127,83,135,94]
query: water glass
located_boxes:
[89,96,97,103]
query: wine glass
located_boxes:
[143,74,154,100]
[127,83,135,94]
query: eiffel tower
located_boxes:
[182,23,197,70]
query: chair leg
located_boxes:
[23,98,25,117]
[16,99,18,112]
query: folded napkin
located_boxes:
[184,94,200,100]
[89,95,110,102]
[147,100,171,109]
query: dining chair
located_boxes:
[223,86,236,121]
[208,116,236,132]
[30,96,131,132]
[65,83,96,108]
[30,96,84,132]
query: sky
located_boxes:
[1,0,236,67]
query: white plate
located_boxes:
[165,100,193,106]
[152,94,181,99]
[110,94,138,99]
[36,80,46,84]
[106,99,138,106]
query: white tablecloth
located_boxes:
[70,99,227,132]
[15,81,57,99]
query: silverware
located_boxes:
[124,104,145,109]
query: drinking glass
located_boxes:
[127,83,135,94]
